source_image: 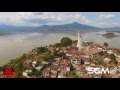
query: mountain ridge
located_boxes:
[0,22,120,32]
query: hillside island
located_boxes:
[102,32,118,39]
[1,32,120,78]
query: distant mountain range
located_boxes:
[35,22,100,30]
[0,24,35,32]
[0,22,120,32]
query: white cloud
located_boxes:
[15,12,90,24]
[97,14,119,28]
[3,12,90,26]
[99,22,119,28]
[67,14,90,24]
[99,14,115,20]
[99,22,108,25]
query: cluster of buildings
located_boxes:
[21,32,120,78]
[1,32,120,78]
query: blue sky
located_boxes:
[0,12,120,28]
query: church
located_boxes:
[77,32,84,51]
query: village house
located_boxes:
[42,68,51,78]
[64,50,82,60]
[58,65,70,72]
[50,70,57,78]
[35,65,43,71]
[81,57,91,66]
[71,59,81,65]
[81,48,103,59]
[56,60,71,78]
[32,61,37,67]
[22,69,32,78]
[54,57,61,61]
[76,65,86,76]
[52,60,59,66]
[116,58,120,65]
[41,61,49,65]
[58,60,70,72]
[57,71,67,78]
[107,50,114,55]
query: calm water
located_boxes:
[0,31,119,66]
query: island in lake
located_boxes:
[102,32,119,39]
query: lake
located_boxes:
[0,30,119,66]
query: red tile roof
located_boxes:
[60,60,69,66]
[65,50,82,55]
[82,49,102,56]
[43,68,50,73]
[95,44,103,48]
[79,65,86,70]
[116,58,120,63]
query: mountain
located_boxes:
[0,22,120,32]
[108,26,120,30]
[0,24,36,32]
[35,22,101,31]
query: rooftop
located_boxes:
[43,68,51,73]
[82,48,102,56]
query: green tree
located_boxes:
[0,66,3,71]
[34,71,42,77]
[109,54,117,64]
[37,47,48,54]
[60,37,72,46]
[70,64,74,71]
[109,54,116,60]
[14,60,23,78]
[43,53,53,61]
[104,42,108,48]
[68,67,78,78]
[54,43,61,47]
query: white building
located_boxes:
[35,65,43,71]
[22,70,32,78]
[32,61,37,67]
[107,50,114,54]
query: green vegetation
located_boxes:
[34,71,42,77]
[67,66,79,78]
[109,54,117,64]
[36,47,48,55]
[50,65,58,70]
[104,42,108,48]
[32,67,42,77]
[60,37,72,46]
[54,43,61,47]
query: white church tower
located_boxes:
[77,31,83,51]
